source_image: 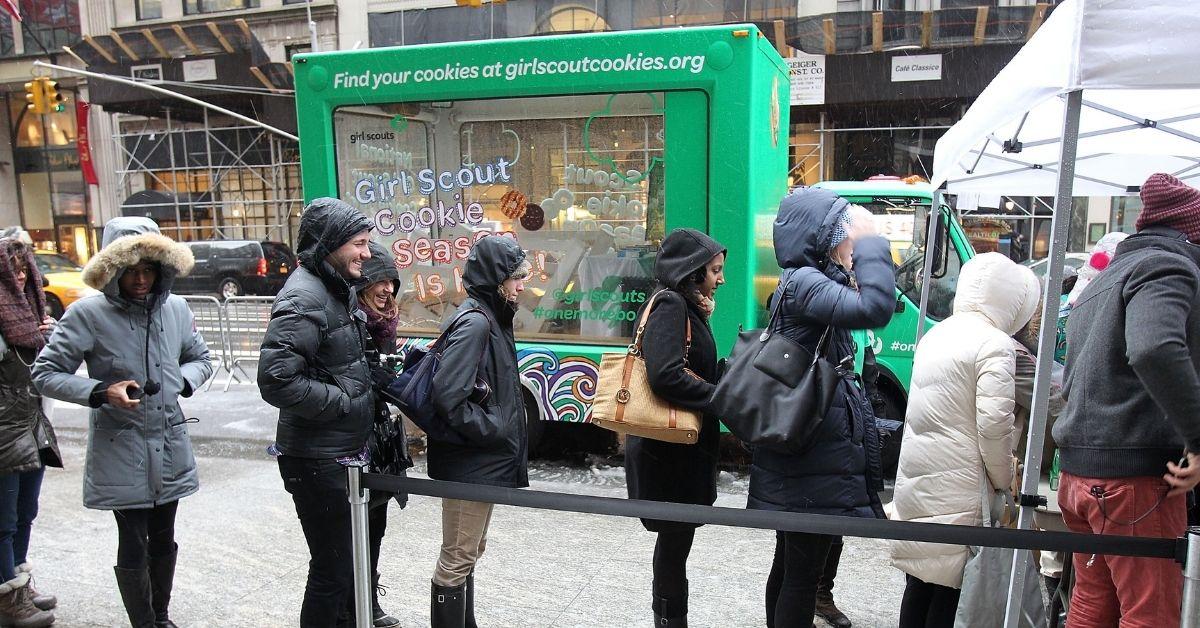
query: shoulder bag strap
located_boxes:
[761,279,796,342]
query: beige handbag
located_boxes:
[590,291,702,444]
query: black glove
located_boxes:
[370,364,396,392]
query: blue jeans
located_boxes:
[0,467,45,582]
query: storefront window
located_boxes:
[333,93,665,344]
[1111,196,1143,235]
[184,0,260,15]
[137,0,162,20]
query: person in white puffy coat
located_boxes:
[889,252,1041,628]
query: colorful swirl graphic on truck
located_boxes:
[394,339,599,423]
[517,348,598,423]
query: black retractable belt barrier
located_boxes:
[361,473,1182,562]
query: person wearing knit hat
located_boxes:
[1052,172,1200,627]
[1135,172,1200,242]
[258,198,377,627]
[1065,231,1128,307]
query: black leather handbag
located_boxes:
[711,282,839,451]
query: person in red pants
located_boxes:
[1053,172,1200,627]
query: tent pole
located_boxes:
[1003,88,1083,628]
[915,188,944,341]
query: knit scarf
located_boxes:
[363,306,399,353]
[0,242,47,351]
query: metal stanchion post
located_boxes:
[1182,527,1200,628]
[348,466,373,628]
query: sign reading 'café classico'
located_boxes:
[891,54,943,83]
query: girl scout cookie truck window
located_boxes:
[295,25,789,431]
[333,93,665,343]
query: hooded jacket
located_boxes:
[890,252,1040,588]
[1055,226,1200,478]
[32,217,211,510]
[427,235,529,488]
[747,188,895,518]
[624,229,725,532]
[0,239,60,476]
[259,198,376,459]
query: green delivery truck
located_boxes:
[291,26,976,459]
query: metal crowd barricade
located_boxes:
[181,295,228,391]
[346,468,1200,628]
[220,296,274,390]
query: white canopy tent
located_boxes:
[934,0,1200,197]
[924,1,1200,626]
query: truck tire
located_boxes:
[219,277,242,300]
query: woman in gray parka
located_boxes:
[32,217,211,628]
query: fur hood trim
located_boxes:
[82,232,194,291]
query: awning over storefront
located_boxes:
[121,189,213,222]
[68,19,295,133]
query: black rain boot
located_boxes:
[148,544,178,628]
[815,543,852,628]
[114,566,156,628]
[464,572,477,628]
[430,581,466,628]
[372,572,401,628]
[651,580,688,628]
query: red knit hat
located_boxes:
[1137,173,1200,242]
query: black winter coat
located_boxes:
[428,236,529,489]
[259,199,376,458]
[625,229,725,533]
[748,188,894,518]
[0,344,60,475]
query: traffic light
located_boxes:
[24,79,45,115]
[42,79,65,113]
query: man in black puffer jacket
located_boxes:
[258,197,374,627]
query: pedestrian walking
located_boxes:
[622,228,725,627]
[0,237,61,628]
[1053,172,1200,627]
[32,217,212,628]
[748,188,896,627]
[358,241,409,628]
[889,252,1040,628]
[428,235,530,628]
[257,198,375,627]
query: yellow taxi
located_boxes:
[34,251,99,319]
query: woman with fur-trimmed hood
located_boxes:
[32,217,212,628]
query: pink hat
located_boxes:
[1136,173,1200,242]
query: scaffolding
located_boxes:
[111,107,304,246]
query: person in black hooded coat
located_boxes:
[428,235,531,628]
[356,241,410,628]
[258,197,375,628]
[623,228,725,627]
[750,187,895,627]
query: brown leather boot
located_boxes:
[16,564,55,611]
[815,542,851,628]
[0,573,54,628]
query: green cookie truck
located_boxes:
[292,25,974,458]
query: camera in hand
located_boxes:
[127,380,161,400]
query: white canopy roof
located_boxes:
[932,0,1200,197]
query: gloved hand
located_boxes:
[370,364,396,392]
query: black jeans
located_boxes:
[765,531,833,628]
[113,500,179,569]
[279,456,354,628]
[898,574,961,628]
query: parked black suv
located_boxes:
[174,240,297,299]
